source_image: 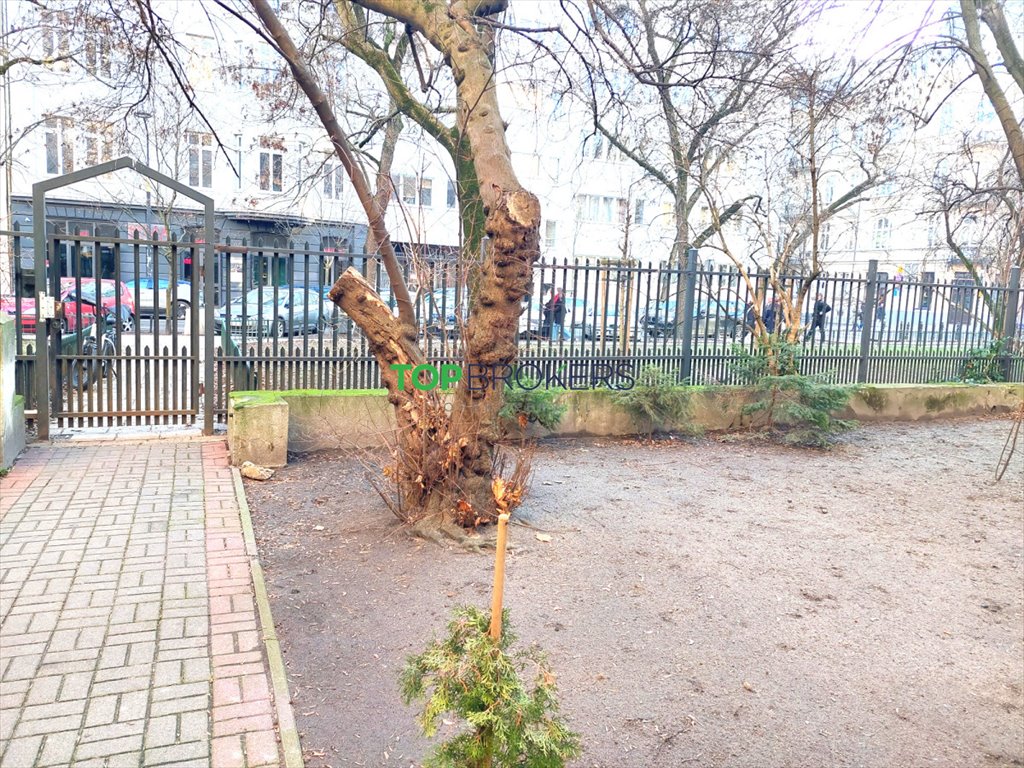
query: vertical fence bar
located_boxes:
[203,203,215,434]
[1001,265,1021,381]
[857,259,879,383]
[679,246,698,383]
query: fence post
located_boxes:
[857,259,879,384]
[1001,265,1021,381]
[679,246,698,383]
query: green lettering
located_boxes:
[439,364,462,390]
[391,364,412,389]
[412,363,438,391]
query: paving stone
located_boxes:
[1,734,44,767]
[71,733,143,761]
[0,441,285,768]
[38,729,79,767]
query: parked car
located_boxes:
[1,295,37,334]
[424,289,468,337]
[62,278,136,333]
[125,278,195,319]
[642,298,744,338]
[213,286,326,337]
[3,278,136,334]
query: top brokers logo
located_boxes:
[391,362,636,392]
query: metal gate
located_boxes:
[30,157,215,437]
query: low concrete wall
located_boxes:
[227,392,290,468]
[1,316,26,470]
[227,383,1023,463]
[843,383,1024,422]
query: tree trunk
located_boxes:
[257,0,540,525]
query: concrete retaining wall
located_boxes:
[1,316,26,470]
[225,382,1024,466]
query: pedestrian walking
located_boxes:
[804,293,832,343]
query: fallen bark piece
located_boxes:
[241,461,275,480]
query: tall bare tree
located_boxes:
[250,0,541,531]
[562,0,819,267]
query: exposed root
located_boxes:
[410,516,494,553]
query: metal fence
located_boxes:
[3,226,1022,429]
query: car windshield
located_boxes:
[232,288,283,305]
[70,283,117,302]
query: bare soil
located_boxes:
[243,419,1024,768]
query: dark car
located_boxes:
[642,298,744,338]
[126,278,196,319]
[214,286,326,337]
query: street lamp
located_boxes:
[137,111,153,277]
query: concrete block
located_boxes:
[226,393,288,468]
[1,315,26,470]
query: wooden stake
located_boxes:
[488,513,510,641]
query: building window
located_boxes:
[258,138,284,192]
[822,180,835,205]
[820,222,831,251]
[876,180,894,197]
[581,133,623,162]
[188,132,213,188]
[41,11,70,69]
[82,123,113,167]
[44,117,74,174]
[391,174,432,206]
[447,180,457,208]
[920,271,935,309]
[634,199,645,225]
[927,216,941,248]
[544,221,557,250]
[575,194,626,225]
[872,217,891,250]
[84,33,112,76]
[323,163,345,199]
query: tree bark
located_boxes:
[960,0,1024,189]
[256,0,538,523]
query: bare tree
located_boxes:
[562,0,819,267]
[249,0,542,531]
[704,52,904,369]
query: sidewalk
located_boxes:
[0,439,295,768]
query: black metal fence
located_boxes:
[3,226,1022,428]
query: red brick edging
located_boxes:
[202,441,281,768]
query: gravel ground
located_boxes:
[244,418,1024,768]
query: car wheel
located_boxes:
[276,319,287,338]
[121,313,135,333]
[175,300,189,320]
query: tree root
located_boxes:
[410,516,494,553]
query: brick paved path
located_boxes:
[0,440,285,768]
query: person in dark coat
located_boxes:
[763,297,781,334]
[548,287,566,340]
[804,293,832,343]
[739,300,757,340]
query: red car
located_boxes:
[61,278,136,332]
[1,278,136,334]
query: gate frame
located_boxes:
[33,156,215,438]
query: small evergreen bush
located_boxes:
[614,365,699,438]
[960,339,1008,383]
[743,374,856,447]
[498,371,567,432]
[400,606,580,768]
[731,343,855,447]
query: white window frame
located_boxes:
[872,217,891,250]
[188,132,213,188]
[44,117,74,175]
[258,138,284,192]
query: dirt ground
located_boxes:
[243,419,1024,768]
